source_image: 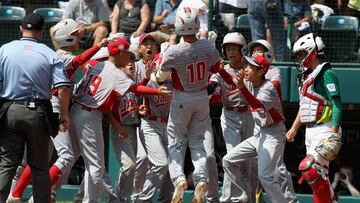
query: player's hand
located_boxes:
[286,127,297,142]
[139,104,149,116]
[59,114,70,132]
[234,69,245,88]
[117,125,128,139]
[161,10,169,18]
[159,24,169,32]
[132,31,142,38]
[157,86,172,101]
[145,61,156,80]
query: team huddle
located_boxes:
[0,6,342,203]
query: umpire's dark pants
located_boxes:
[0,103,51,203]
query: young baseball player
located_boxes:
[132,54,174,203]
[222,55,291,203]
[154,7,236,203]
[208,32,255,203]
[286,33,342,203]
[248,39,299,203]
[70,37,170,203]
[6,18,111,203]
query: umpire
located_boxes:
[0,13,71,202]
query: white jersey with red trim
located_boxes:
[113,91,141,125]
[56,49,76,81]
[74,60,135,112]
[160,39,220,92]
[144,79,172,118]
[246,80,284,127]
[210,64,248,108]
[135,60,146,83]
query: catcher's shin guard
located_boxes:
[298,155,333,203]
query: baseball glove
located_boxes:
[315,133,342,161]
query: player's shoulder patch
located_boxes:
[326,83,336,92]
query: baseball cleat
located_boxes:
[171,180,188,203]
[191,181,208,203]
[6,194,23,203]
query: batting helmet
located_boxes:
[222,32,247,57]
[52,19,83,48]
[248,39,274,62]
[174,7,200,36]
[292,33,324,73]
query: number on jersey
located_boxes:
[82,73,103,96]
[186,61,206,84]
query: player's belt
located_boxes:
[225,106,249,112]
[306,122,324,128]
[147,115,168,123]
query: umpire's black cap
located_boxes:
[21,13,44,30]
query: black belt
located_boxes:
[12,99,51,108]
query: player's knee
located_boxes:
[95,26,108,38]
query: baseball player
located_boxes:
[248,39,299,203]
[286,33,342,203]
[223,55,291,203]
[70,37,170,203]
[109,43,153,202]
[6,18,111,203]
[132,54,174,203]
[154,7,236,203]
[208,32,255,203]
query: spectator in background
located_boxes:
[332,165,360,197]
[284,0,312,44]
[152,0,181,44]
[248,0,289,61]
[111,0,151,40]
[63,0,110,46]
[219,0,248,18]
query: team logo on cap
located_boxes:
[118,44,124,51]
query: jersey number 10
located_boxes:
[186,61,206,84]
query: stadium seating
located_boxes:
[320,15,359,62]
[0,6,25,46]
[33,7,64,22]
[0,5,25,20]
[34,8,64,48]
[233,14,252,43]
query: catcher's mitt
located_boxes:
[315,133,342,161]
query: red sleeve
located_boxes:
[72,45,100,67]
[218,68,235,86]
[239,86,263,109]
[210,61,220,73]
[138,78,149,86]
[129,84,159,96]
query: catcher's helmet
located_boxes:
[222,32,247,57]
[52,19,83,48]
[174,7,200,36]
[292,33,324,73]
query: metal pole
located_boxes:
[208,0,214,31]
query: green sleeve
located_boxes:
[323,69,342,127]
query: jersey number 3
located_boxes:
[186,61,206,84]
[82,74,103,96]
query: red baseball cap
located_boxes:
[244,55,270,74]
[139,33,157,45]
[107,37,130,56]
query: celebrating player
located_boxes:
[69,37,170,202]
[286,33,342,203]
[223,54,291,203]
[208,32,255,203]
[154,7,236,203]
